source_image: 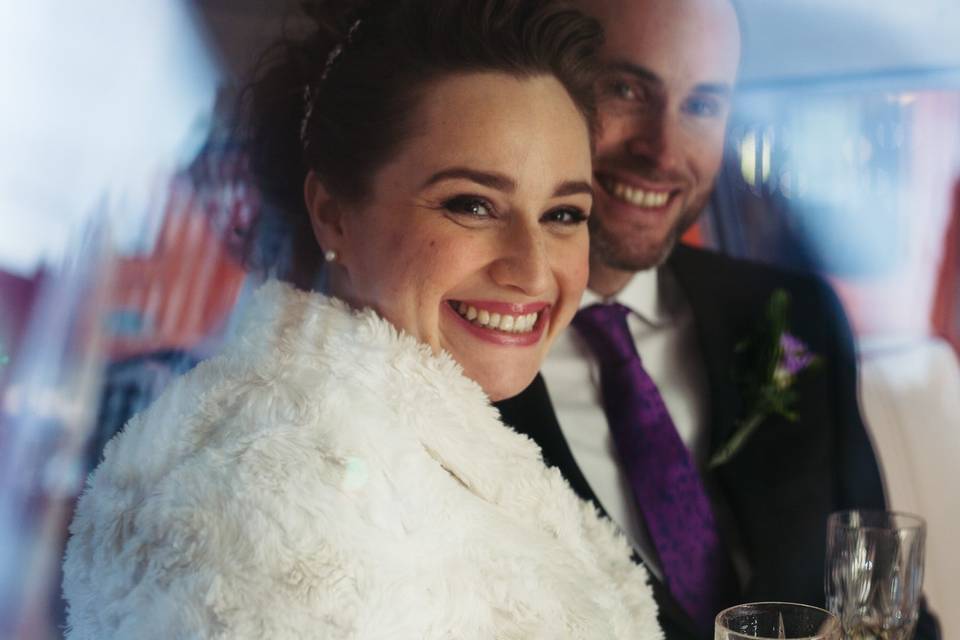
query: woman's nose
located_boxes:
[489,223,551,296]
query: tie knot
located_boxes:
[572,302,638,366]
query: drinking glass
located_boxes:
[715,602,841,639]
[825,510,925,639]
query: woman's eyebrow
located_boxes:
[422,168,516,192]
[554,180,593,198]
[423,169,593,199]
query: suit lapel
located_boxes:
[495,375,701,639]
[666,245,743,456]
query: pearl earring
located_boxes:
[324,249,338,263]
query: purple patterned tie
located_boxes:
[573,302,735,631]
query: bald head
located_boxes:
[574,0,742,292]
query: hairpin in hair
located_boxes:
[299,85,314,147]
[300,18,362,149]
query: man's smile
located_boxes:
[596,172,680,212]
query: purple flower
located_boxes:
[781,333,815,374]
[774,333,815,388]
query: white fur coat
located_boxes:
[63,281,661,639]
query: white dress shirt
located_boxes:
[540,266,710,579]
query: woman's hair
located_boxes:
[240,0,603,283]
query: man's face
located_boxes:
[584,0,740,272]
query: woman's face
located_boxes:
[311,72,592,401]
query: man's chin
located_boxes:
[592,200,704,271]
[591,227,681,273]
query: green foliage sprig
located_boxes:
[708,289,820,469]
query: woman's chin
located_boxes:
[441,305,549,401]
[471,366,537,403]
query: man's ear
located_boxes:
[304,170,344,255]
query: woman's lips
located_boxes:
[444,299,550,346]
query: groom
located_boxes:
[496,0,939,637]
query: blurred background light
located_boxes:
[0,2,221,637]
[0,1,220,276]
[736,0,960,85]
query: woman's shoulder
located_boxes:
[67,279,482,563]
[62,286,424,637]
[92,282,454,476]
[63,281,517,637]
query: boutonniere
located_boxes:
[707,289,820,468]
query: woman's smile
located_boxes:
[444,299,551,346]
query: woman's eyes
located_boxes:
[442,195,495,219]
[543,207,588,226]
[440,195,587,227]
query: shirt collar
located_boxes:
[581,267,672,326]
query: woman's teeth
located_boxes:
[453,302,539,333]
[604,177,670,208]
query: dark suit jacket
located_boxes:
[495,244,939,639]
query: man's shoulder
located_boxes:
[667,244,835,309]
[665,244,853,351]
[669,244,819,289]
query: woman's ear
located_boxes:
[304,170,344,255]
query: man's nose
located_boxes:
[624,110,682,174]
[489,222,551,296]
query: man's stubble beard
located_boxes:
[589,189,709,273]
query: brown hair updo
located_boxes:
[241,0,603,284]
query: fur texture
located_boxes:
[63,281,662,639]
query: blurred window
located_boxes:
[708,76,960,348]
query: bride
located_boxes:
[62,1,662,638]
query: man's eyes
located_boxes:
[612,80,638,101]
[598,74,725,121]
[599,76,649,104]
[682,94,723,118]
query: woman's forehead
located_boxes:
[391,73,592,183]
